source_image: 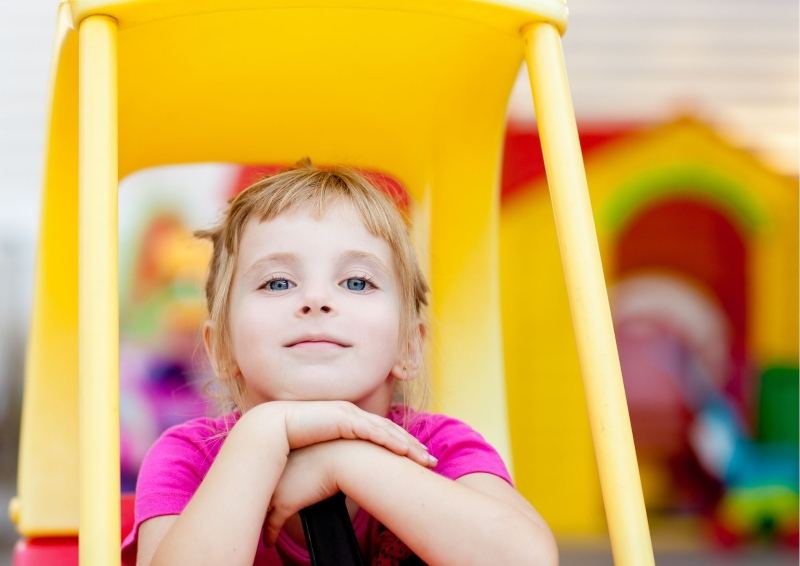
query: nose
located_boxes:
[300,303,332,315]
[297,286,334,316]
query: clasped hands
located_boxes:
[245,401,436,545]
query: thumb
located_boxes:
[264,506,291,547]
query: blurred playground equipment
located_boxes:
[118,211,210,491]
[499,117,798,543]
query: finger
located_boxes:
[365,415,415,449]
[334,405,435,467]
[363,416,436,467]
[374,416,432,460]
[361,419,405,452]
[384,419,431,455]
[264,507,290,547]
[336,404,410,447]
[402,438,437,468]
[382,423,429,463]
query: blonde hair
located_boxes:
[196,160,430,413]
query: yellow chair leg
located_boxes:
[79,15,120,566]
[522,22,655,566]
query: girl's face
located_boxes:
[225,200,405,412]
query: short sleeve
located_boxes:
[121,418,227,562]
[404,412,514,486]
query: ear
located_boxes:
[202,320,218,374]
[203,320,243,380]
[391,321,426,381]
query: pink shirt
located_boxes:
[122,406,512,565]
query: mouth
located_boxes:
[284,336,352,348]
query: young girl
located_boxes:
[122,163,558,566]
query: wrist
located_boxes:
[326,440,387,493]
[237,402,291,459]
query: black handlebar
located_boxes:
[299,492,365,566]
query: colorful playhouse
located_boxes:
[499,117,799,541]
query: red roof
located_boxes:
[226,123,639,205]
[501,122,638,201]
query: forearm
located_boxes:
[335,441,557,566]
[150,405,289,566]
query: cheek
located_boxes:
[354,299,401,345]
[229,300,282,361]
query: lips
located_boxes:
[284,335,351,348]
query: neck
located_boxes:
[354,377,395,416]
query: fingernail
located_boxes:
[428,454,438,466]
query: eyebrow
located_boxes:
[338,250,392,277]
[242,250,391,280]
[242,252,298,280]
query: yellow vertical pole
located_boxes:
[79,15,120,566]
[521,22,654,566]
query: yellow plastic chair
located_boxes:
[12,1,654,564]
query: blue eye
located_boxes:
[343,277,374,292]
[264,278,294,291]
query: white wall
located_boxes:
[508,0,799,174]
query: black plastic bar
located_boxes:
[300,492,364,566]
